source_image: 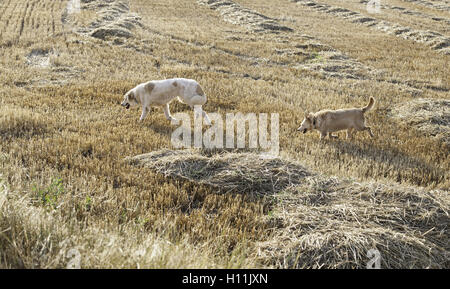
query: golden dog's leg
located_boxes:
[346,128,353,139]
[365,127,374,137]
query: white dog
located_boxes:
[121,78,211,125]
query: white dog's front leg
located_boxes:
[163,104,176,121]
[140,106,149,121]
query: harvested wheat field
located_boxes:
[0,0,448,269]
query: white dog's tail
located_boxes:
[362,97,375,113]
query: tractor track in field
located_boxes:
[0,0,12,23]
[400,0,450,12]
[292,0,450,54]
[197,0,293,33]
[76,0,142,40]
[359,0,450,29]
[141,26,290,67]
[0,0,65,43]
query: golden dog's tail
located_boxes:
[362,97,375,113]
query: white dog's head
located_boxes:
[297,113,316,134]
[121,90,138,110]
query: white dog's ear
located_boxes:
[128,91,135,101]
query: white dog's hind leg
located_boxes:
[163,104,176,121]
[193,105,211,126]
[140,106,149,121]
[196,106,212,126]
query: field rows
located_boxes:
[360,0,450,29]
[0,0,66,43]
[329,0,450,34]
[401,0,450,12]
[291,0,450,54]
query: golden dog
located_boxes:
[297,97,375,140]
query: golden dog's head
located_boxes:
[297,113,316,134]
[121,90,138,110]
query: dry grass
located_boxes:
[0,0,448,268]
[198,0,293,33]
[257,176,449,268]
[391,98,449,145]
[0,176,255,268]
[127,149,311,195]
